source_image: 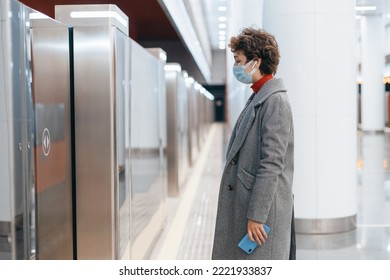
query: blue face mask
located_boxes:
[233,60,257,84]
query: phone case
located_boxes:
[238,224,270,254]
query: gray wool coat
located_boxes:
[212,78,294,260]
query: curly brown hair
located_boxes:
[229,27,280,75]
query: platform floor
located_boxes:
[149,123,390,260]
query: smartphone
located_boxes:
[238,224,271,254]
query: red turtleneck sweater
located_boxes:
[251,74,273,93]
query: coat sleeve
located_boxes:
[247,93,293,223]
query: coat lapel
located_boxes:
[226,102,256,164]
[225,95,253,157]
[225,78,287,164]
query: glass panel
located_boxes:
[130,41,166,259]
[115,29,131,259]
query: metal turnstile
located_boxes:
[30,10,74,260]
[185,76,200,166]
[164,64,190,196]
[55,4,131,260]
[0,0,73,260]
[0,0,36,260]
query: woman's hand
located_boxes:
[247,219,268,245]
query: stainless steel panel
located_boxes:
[195,87,203,150]
[185,80,199,166]
[177,72,190,188]
[30,17,73,259]
[198,88,207,147]
[295,215,357,234]
[130,42,166,259]
[0,2,12,250]
[201,93,213,136]
[0,0,35,260]
[73,26,116,260]
[165,64,190,196]
[56,4,131,259]
[165,66,180,196]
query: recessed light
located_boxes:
[355,6,376,11]
[164,64,181,72]
[29,12,50,19]
[70,11,128,27]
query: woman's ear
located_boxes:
[254,58,261,68]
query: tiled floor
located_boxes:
[296,130,390,260]
[150,123,390,260]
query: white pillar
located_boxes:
[226,0,264,130]
[361,15,385,132]
[264,0,357,233]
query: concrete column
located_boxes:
[361,15,385,131]
[264,0,357,233]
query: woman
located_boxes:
[212,27,295,260]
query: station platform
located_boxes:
[149,123,390,260]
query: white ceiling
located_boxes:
[356,0,388,13]
[355,0,390,43]
[202,0,230,50]
[202,0,390,51]
[356,0,390,17]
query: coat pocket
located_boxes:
[237,168,256,190]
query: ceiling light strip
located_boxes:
[159,0,211,82]
[355,6,377,11]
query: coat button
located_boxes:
[227,185,233,190]
[230,159,237,165]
